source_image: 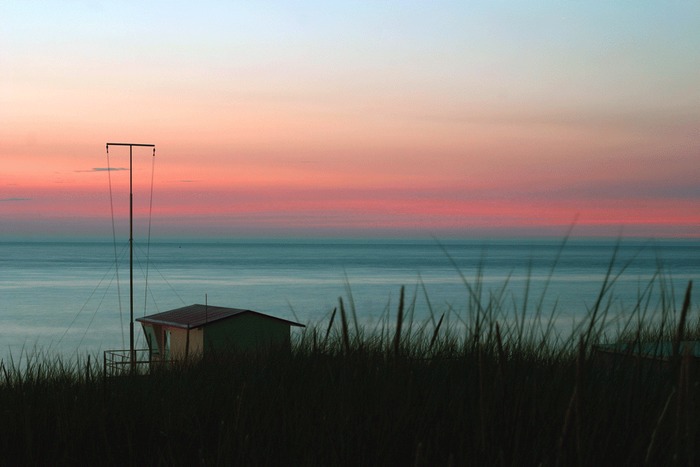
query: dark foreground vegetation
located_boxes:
[0,272,697,465]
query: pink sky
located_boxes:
[2,2,699,239]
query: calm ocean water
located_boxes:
[0,238,698,364]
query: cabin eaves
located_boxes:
[135,304,305,330]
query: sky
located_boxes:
[1,1,699,239]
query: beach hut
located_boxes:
[136,304,305,361]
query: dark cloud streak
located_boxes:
[75,167,128,173]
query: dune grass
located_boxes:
[0,255,697,465]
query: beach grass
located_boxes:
[0,258,697,465]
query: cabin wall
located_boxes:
[167,327,204,359]
[204,314,291,352]
[188,328,204,357]
[168,328,188,358]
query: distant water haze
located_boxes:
[0,238,697,365]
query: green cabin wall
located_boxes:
[204,313,291,353]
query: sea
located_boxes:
[0,238,698,365]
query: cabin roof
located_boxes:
[136,304,305,330]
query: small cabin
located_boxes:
[136,304,305,361]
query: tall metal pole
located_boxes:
[106,142,155,368]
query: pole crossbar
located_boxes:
[106,143,155,147]
[106,142,156,368]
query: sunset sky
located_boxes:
[2,1,699,239]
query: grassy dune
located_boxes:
[0,259,697,465]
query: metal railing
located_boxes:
[103,349,153,378]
